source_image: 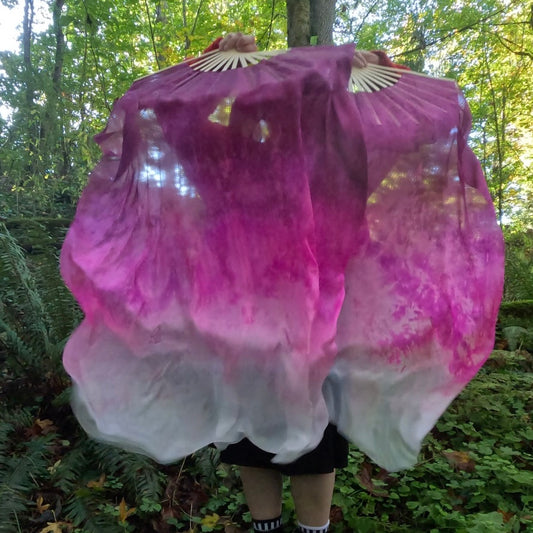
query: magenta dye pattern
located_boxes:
[61,44,504,471]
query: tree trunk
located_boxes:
[22,0,38,180]
[52,0,69,177]
[310,0,336,45]
[52,0,66,94]
[22,0,34,109]
[40,0,69,179]
[287,0,310,47]
[287,0,336,47]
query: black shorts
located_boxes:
[219,424,349,475]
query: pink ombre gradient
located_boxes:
[61,45,504,470]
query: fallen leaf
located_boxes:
[41,524,62,533]
[47,460,61,475]
[118,497,136,523]
[41,522,71,533]
[355,461,389,497]
[216,516,243,532]
[163,471,209,519]
[36,495,51,513]
[36,419,56,431]
[25,418,58,438]
[87,473,106,489]
[443,450,476,472]
[498,509,515,523]
[330,505,344,524]
[447,489,465,511]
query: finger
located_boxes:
[219,32,241,51]
[220,33,257,52]
[236,35,257,52]
[352,52,368,69]
[363,51,380,65]
[218,36,229,51]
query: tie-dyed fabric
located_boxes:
[61,44,504,471]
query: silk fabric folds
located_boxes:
[61,44,504,471]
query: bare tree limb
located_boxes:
[143,0,161,69]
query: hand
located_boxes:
[352,50,380,68]
[219,32,258,53]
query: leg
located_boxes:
[290,472,335,528]
[239,466,283,520]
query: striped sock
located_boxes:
[252,515,283,532]
[297,520,330,533]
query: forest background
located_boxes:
[0,1,532,532]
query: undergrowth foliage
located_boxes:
[1,222,532,532]
[330,350,533,533]
[504,230,533,301]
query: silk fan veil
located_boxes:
[61,44,504,472]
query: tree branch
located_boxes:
[143,0,161,70]
[395,3,522,58]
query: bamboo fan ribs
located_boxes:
[187,46,407,91]
[186,48,284,71]
[185,47,456,128]
[349,63,403,92]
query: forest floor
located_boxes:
[1,347,532,533]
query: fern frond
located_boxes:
[92,442,154,477]
[0,407,34,427]
[0,316,39,373]
[135,465,165,503]
[191,446,221,486]
[0,222,79,389]
[0,420,14,457]
[28,226,81,344]
[0,431,56,533]
[52,440,89,494]
[0,223,51,354]
[90,441,165,505]
[64,489,125,533]
[0,483,27,533]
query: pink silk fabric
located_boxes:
[61,44,504,471]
